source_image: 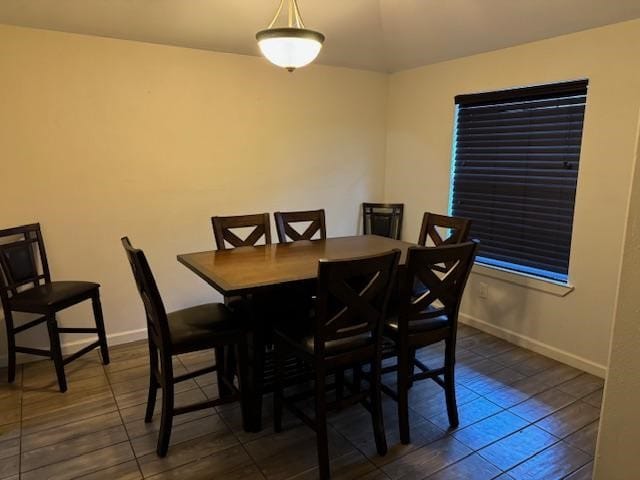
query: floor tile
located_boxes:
[21,424,128,472]
[137,428,240,477]
[335,410,446,467]
[430,397,502,431]
[564,421,599,456]
[456,359,505,383]
[382,436,472,480]
[22,411,123,452]
[535,401,600,438]
[527,363,582,388]
[73,460,143,479]
[506,441,591,480]
[286,449,378,479]
[0,455,19,479]
[119,387,208,424]
[509,388,577,423]
[564,461,593,480]
[0,423,19,444]
[451,410,529,450]
[131,414,229,457]
[0,333,600,480]
[244,425,354,480]
[488,376,553,409]
[20,442,135,480]
[21,394,118,435]
[0,439,19,461]
[464,367,526,396]
[509,353,560,377]
[410,383,480,422]
[477,424,557,471]
[582,389,603,409]
[144,445,257,479]
[556,374,604,399]
[426,453,501,480]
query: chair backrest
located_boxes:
[0,223,51,306]
[274,209,326,243]
[121,237,171,350]
[397,241,478,335]
[314,249,400,356]
[211,213,272,250]
[362,203,404,240]
[418,212,471,247]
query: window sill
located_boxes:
[471,263,575,297]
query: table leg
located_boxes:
[243,295,269,432]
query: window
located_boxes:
[450,80,588,283]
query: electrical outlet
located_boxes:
[479,282,489,299]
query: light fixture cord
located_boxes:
[267,0,306,29]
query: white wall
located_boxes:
[3,19,640,376]
[0,25,388,358]
[384,19,640,375]
[594,109,640,478]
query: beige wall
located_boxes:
[594,109,640,478]
[0,25,388,357]
[384,19,640,374]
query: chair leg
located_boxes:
[215,346,232,399]
[444,338,459,428]
[145,342,159,423]
[397,347,411,444]
[314,366,331,480]
[91,292,110,365]
[408,347,417,388]
[370,353,388,456]
[352,363,362,392]
[335,369,344,407]
[46,315,67,393]
[273,341,284,433]
[156,355,175,457]
[4,314,16,384]
[236,339,251,432]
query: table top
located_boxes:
[177,235,416,295]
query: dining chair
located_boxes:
[273,249,400,479]
[362,203,404,240]
[418,212,471,247]
[382,241,478,444]
[274,209,326,243]
[0,223,109,392]
[211,213,272,250]
[122,237,249,457]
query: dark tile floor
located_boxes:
[0,325,602,479]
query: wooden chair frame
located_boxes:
[122,237,249,456]
[211,213,272,250]
[382,241,478,444]
[362,203,404,240]
[0,223,109,392]
[274,209,326,243]
[418,212,471,247]
[273,249,400,479]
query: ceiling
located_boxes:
[1,0,639,72]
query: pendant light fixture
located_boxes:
[256,0,325,72]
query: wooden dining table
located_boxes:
[177,234,416,431]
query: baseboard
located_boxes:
[0,327,148,368]
[459,313,607,379]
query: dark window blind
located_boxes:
[451,80,588,282]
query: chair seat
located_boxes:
[168,303,240,354]
[385,315,449,334]
[274,319,372,356]
[9,281,99,312]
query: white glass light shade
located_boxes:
[256,28,324,71]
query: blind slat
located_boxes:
[451,80,588,281]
